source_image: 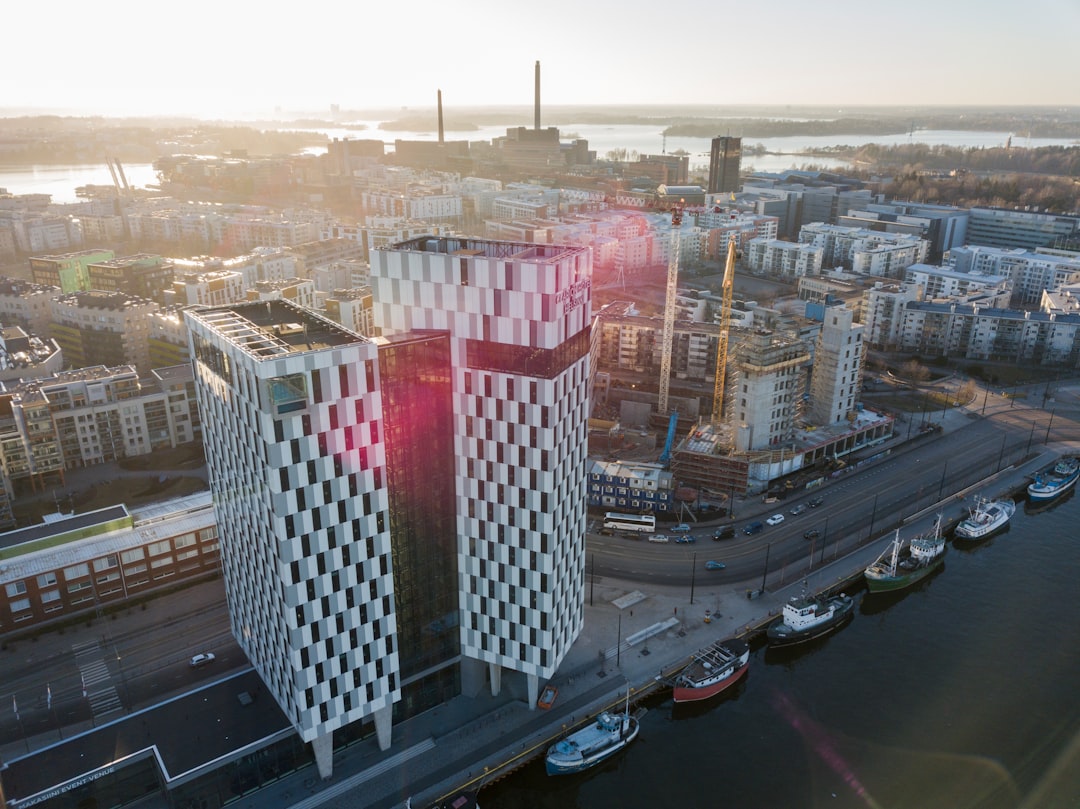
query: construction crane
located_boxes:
[657,201,683,417]
[712,235,737,425]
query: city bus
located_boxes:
[603,512,656,533]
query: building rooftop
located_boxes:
[188,300,368,358]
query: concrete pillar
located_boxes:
[527,672,539,710]
[373,703,393,751]
[488,661,502,697]
[460,656,485,698]
[311,731,334,780]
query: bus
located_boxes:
[603,512,656,533]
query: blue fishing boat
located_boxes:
[545,689,638,775]
[1027,457,1080,502]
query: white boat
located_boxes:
[954,496,1016,541]
[766,589,854,647]
[545,689,639,775]
[1027,457,1080,502]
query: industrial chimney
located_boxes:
[534,60,541,130]
[437,89,444,144]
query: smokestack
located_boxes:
[437,89,444,144]
[534,60,541,130]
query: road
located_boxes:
[585,381,1080,588]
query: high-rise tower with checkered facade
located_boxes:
[186,301,403,780]
[371,236,590,708]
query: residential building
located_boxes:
[50,291,158,375]
[806,305,864,427]
[245,278,318,311]
[0,325,63,382]
[744,238,824,279]
[0,277,62,336]
[87,254,175,304]
[903,263,1011,301]
[29,249,115,293]
[945,245,1080,306]
[732,329,810,452]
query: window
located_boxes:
[93,555,118,572]
[121,548,145,564]
[37,572,57,588]
[41,590,61,604]
[6,581,27,597]
[148,540,171,556]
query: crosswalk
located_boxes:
[71,640,123,718]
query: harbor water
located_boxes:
[481,492,1080,809]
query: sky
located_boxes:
[5,0,1079,119]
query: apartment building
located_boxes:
[945,245,1080,306]
[50,291,158,375]
[29,249,115,293]
[732,329,810,452]
[806,305,865,427]
[744,238,824,279]
[0,277,62,336]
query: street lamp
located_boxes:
[1045,409,1055,444]
[689,551,696,605]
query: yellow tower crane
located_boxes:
[711,235,737,425]
[657,202,684,417]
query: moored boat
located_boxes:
[672,637,750,704]
[864,515,946,593]
[545,689,639,775]
[1027,457,1080,502]
[766,589,854,647]
[954,496,1016,541]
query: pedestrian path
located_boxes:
[72,639,123,718]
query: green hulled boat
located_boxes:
[864,515,946,593]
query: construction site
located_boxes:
[589,205,895,511]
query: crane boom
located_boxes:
[712,235,736,425]
[657,203,683,416]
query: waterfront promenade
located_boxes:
[0,389,1068,809]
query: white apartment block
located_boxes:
[370,236,590,711]
[745,238,824,279]
[0,277,61,337]
[323,288,373,337]
[807,306,864,426]
[245,278,318,311]
[799,223,929,276]
[169,270,246,307]
[0,211,81,253]
[903,263,1011,300]
[896,302,1080,366]
[945,245,1080,306]
[863,283,923,348]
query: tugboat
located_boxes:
[1027,457,1080,503]
[545,688,639,775]
[766,589,854,648]
[954,496,1016,541]
[672,638,750,704]
[864,515,947,593]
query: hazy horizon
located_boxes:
[6,0,1079,119]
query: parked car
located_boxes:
[712,525,735,541]
[743,521,764,535]
[671,523,692,533]
[808,496,825,508]
[790,503,807,516]
[649,534,670,543]
[189,653,216,668]
[675,535,696,544]
[705,560,727,570]
[803,529,821,540]
[766,514,785,526]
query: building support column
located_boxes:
[373,703,393,751]
[527,672,539,710]
[460,656,485,698]
[488,661,502,697]
[312,731,334,780]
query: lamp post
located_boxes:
[868,494,879,540]
[690,552,697,605]
[1027,419,1037,454]
[821,516,829,564]
[1045,409,1055,444]
[997,433,1007,472]
[981,385,989,416]
[938,461,948,501]
[759,543,771,596]
[616,613,622,668]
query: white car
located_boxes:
[189,652,216,668]
[648,534,670,543]
[766,514,785,526]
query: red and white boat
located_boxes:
[672,637,750,704]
